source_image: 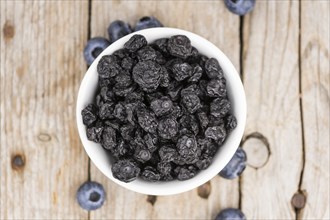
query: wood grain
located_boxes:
[0,1,89,219]
[89,1,240,219]
[241,1,303,219]
[300,1,330,219]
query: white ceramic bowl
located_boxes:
[76,28,246,195]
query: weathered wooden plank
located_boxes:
[241,1,302,219]
[300,1,330,219]
[0,1,89,219]
[89,1,240,219]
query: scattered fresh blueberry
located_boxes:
[84,37,110,66]
[219,147,246,179]
[215,208,246,220]
[76,181,106,211]
[224,0,256,16]
[108,20,133,43]
[134,16,163,31]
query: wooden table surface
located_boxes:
[1,1,329,219]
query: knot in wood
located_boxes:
[291,192,307,209]
[11,154,25,170]
[197,181,211,199]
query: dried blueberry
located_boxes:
[114,71,133,88]
[144,133,158,153]
[113,103,127,122]
[124,34,147,52]
[167,35,192,59]
[134,147,152,163]
[99,102,115,120]
[97,55,122,79]
[101,126,117,150]
[137,46,157,61]
[205,125,227,142]
[81,104,98,126]
[225,114,237,132]
[176,135,201,164]
[205,58,224,79]
[206,78,227,97]
[171,62,193,81]
[107,20,132,43]
[174,165,197,181]
[219,148,247,179]
[132,60,162,92]
[112,159,141,182]
[121,56,135,71]
[141,166,161,182]
[150,96,173,117]
[153,38,169,54]
[188,64,203,83]
[134,16,163,31]
[137,108,158,134]
[210,98,231,118]
[159,145,177,162]
[157,162,172,176]
[84,37,110,66]
[166,81,183,101]
[157,117,178,139]
[86,123,103,143]
[181,94,201,114]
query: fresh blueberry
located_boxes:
[134,16,163,31]
[76,181,106,211]
[219,148,246,179]
[107,20,132,43]
[224,0,255,16]
[84,37,110,66]
[215,208,246,220]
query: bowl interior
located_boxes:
[76,27,246,195]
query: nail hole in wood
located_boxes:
[241,132,271,169]
[11,154,25,170]
[291,191,307,210]
[147,195,157,206]
[3,21,15,39]
[38,133,52,142]
[197,181,211,199]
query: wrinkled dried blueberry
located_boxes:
[134,147,152,163]
[157,162,172,176]
[132,60,162,92]
[225,114,237,132]
[174,165,197,181]
[82,104,98,126]
[206,78,227,97]
[150,96,173,117]
[112,159,140,182]
[97,55,122,78]
[205,125,227,142]
[124,34,147,52]
[159,145,177,162]
[181,94,201,114]
[86,123,103,143]
[176,135,201,164]
[188,64,203,83]
[137,108,158,134]
[141,166,161,182]
[153,38,169,54]
[99,102,115,120]
[210,98,231,118]
[137,46,157,61]
[171,62,193,81]
[157,117,178,139]
[144,133,158,153]
[101,126,117,150]
[167,35,192,59]
[205,58,224,79]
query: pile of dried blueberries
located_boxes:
[81,34,237,183]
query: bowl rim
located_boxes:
[76,27,246,195]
